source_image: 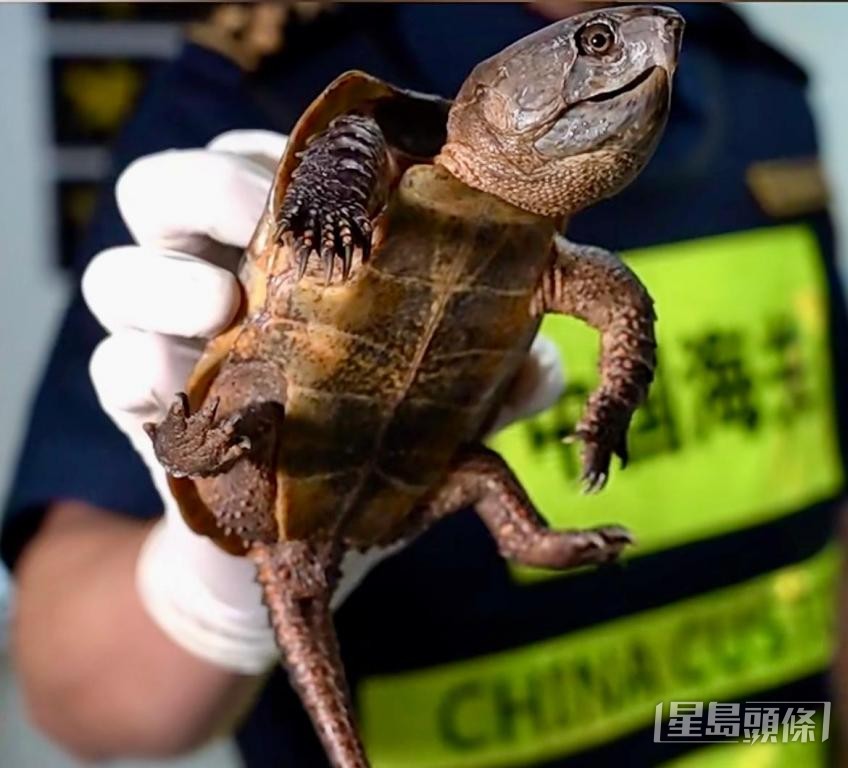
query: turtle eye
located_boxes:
[577,21,616,57]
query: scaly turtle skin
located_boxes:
[145,6,683,768]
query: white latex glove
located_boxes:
[82,130,565,675]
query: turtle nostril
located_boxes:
[656,11,685,62]
[665,14,685,40]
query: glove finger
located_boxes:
[207,129,288,174]
[90,330,202,428]
[116,148,274,254]
[82,246,240,337]
[488,334,566,434]
[523,333,566,415]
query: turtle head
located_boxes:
[437,5,683,218]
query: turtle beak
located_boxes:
[614,5,685,78]
[664,11,685,69]
[651,6,685,75]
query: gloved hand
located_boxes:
[82,130,565,675]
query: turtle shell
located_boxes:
[167,72,554,554]
[167,72,452,553]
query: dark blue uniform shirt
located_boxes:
[4,5,846,766]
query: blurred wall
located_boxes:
[0,5,67,645]
[0,2,847,767]
[0,9,237,768]
[0,10,66,508]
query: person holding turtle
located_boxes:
[4,4,846,767]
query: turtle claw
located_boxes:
[273,214,292,244]
[581,470,608,495]
[275,193,372,284]
[573,525,635,564]
[322,244,335,285]
[296,245,311,280]
[342,242,353,281]
[143,394,250,478]
[566,423,629,494]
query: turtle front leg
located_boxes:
[275,115,393,283]
[536,235,657,491]
[145,362,287,480]
[143,393,252,478]
[402,446,632,569]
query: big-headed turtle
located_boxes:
[145,6,683,767]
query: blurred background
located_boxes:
[0,2,846,766]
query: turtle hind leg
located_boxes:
[143,393,251,478]
[275,115,392,284]
[249,540,369,768]
[400,446,632,569]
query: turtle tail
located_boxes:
[249,541,369,768]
